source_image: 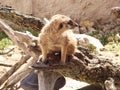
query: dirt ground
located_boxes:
[0,45,120,90]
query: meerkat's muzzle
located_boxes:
[67,20,79,29]
[68,20,80,33]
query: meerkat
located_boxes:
[38,14,78,64]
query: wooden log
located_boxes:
[32,47,120,89]
[0,5,44,32]
[38,70,62,90]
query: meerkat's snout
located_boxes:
[57,19,79,31]
[68,20,80,33]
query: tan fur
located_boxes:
[38,14,78,64]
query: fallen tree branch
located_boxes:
[0,63,12,67]
[0,5,44,32]
[2,57,33,89]
[0,55,30,86]
[0,18,41,89]
[0,46,14,55]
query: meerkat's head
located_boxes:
[49,14,78,33]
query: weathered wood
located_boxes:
[1,57,33,89]
[0,63,12,67]
[0,55,30,86]
[0,19,40,89]
[38,71,62,90]
[0,46,14,55]
[0,5,44,32]
[32,47,120,89]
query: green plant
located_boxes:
[89,30,117,45]
[99,33,117,45]
[0,38,13,50]
[0,28,38,50]
[89,31,100,36]
[0,30,13,50]
[87,44,96,52]
[0,30,8,40]
[99,34,109,45]
[105,43,120,51]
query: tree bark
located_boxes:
[0,5,44,32]
[32,47,120,89]
[38,71,62,90]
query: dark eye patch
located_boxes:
[58,23,63,30]
[67,20,73,26]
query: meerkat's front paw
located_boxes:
[40,58,49,64]
[60,60,66,65]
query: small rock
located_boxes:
[7,52,13,56]
[111,7,120,19]
[115,54,119,57]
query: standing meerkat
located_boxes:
[38,14,78,64]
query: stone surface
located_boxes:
[0,0,120,20]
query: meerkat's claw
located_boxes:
[40,58,49,64]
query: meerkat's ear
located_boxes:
[51,20,58,29]
[48,20,58,33]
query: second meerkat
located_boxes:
[38,14,78,64]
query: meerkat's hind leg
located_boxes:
[60,45,67,65]
[39,45,48,64]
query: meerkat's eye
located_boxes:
[67,20,73,26]
[58,23,63,30]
